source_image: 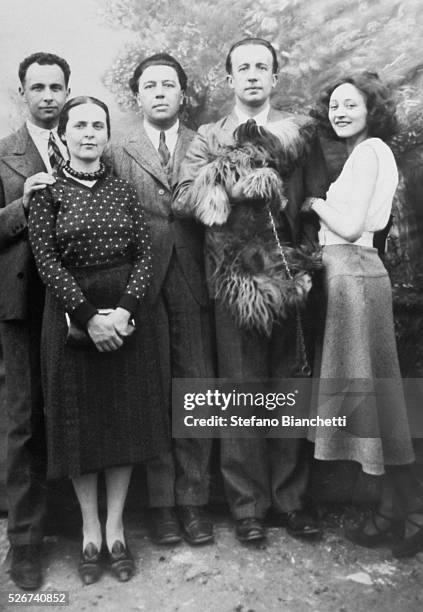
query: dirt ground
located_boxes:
[1,507,423,612]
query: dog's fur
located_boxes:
[188,118,321,334]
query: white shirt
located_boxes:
[143,119,179,157]
[234,103,271,127]
[26,120,68,173]
[319,138,398,248]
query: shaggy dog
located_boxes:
[188,118,321,335]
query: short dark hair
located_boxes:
[225,38,279,75]
[19,52,71,87]
[58,96,111,140]
[311,71,398,142]
[129,52,188,94]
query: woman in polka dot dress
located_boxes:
[29,96,169,584]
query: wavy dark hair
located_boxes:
[58,96,111,140]
[310,71,397,142]
[129,52,187,94]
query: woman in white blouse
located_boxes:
[305,71,423,557]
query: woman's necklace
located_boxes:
[63,161,107,180]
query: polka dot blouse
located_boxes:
[29,173,153,323]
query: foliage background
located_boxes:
[99,0,423,142]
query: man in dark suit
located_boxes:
[0,52,70,589]
[174,38,328,543]
[110,54,215,546]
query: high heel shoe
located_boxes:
[78,542,103,585]
[108,540,135,582]
[345,510,404,548]
[391,512,423,558]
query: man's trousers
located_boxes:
[1,296,46,546]
[145,253,215,507]
[215,302,309,519]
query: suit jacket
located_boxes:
[109,123,209,305]
[174,108,328,245]
[0,124,46,320]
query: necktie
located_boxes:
[48,131,65,172]
[158,131,171,167]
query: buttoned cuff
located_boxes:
[117,293,139,315]
[71,300,98,326]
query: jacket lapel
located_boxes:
[222,111,239,131]
[268,107,290,122]
[267,106,297,238]
[122,125,169,189]
[171,124,194,186]
[2,125,46,178]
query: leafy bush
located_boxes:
[99,0,423,145]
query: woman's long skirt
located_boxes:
[309,244,414,475]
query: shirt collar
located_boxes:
[143,119,179,141]
[26,119,59,140]
[234,103,271,127]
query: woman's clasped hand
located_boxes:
[87,307,135,352]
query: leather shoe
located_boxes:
[10,544,42,590]
[281,510,321,539]
[78,542,103,585]
[150,507,182,545]
[109,540,135,582]
[235,518,265,543]
[178,505,214,545]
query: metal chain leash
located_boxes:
[267,208,311,377]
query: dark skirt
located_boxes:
[309,245,414,475]
[41,261,169,479]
